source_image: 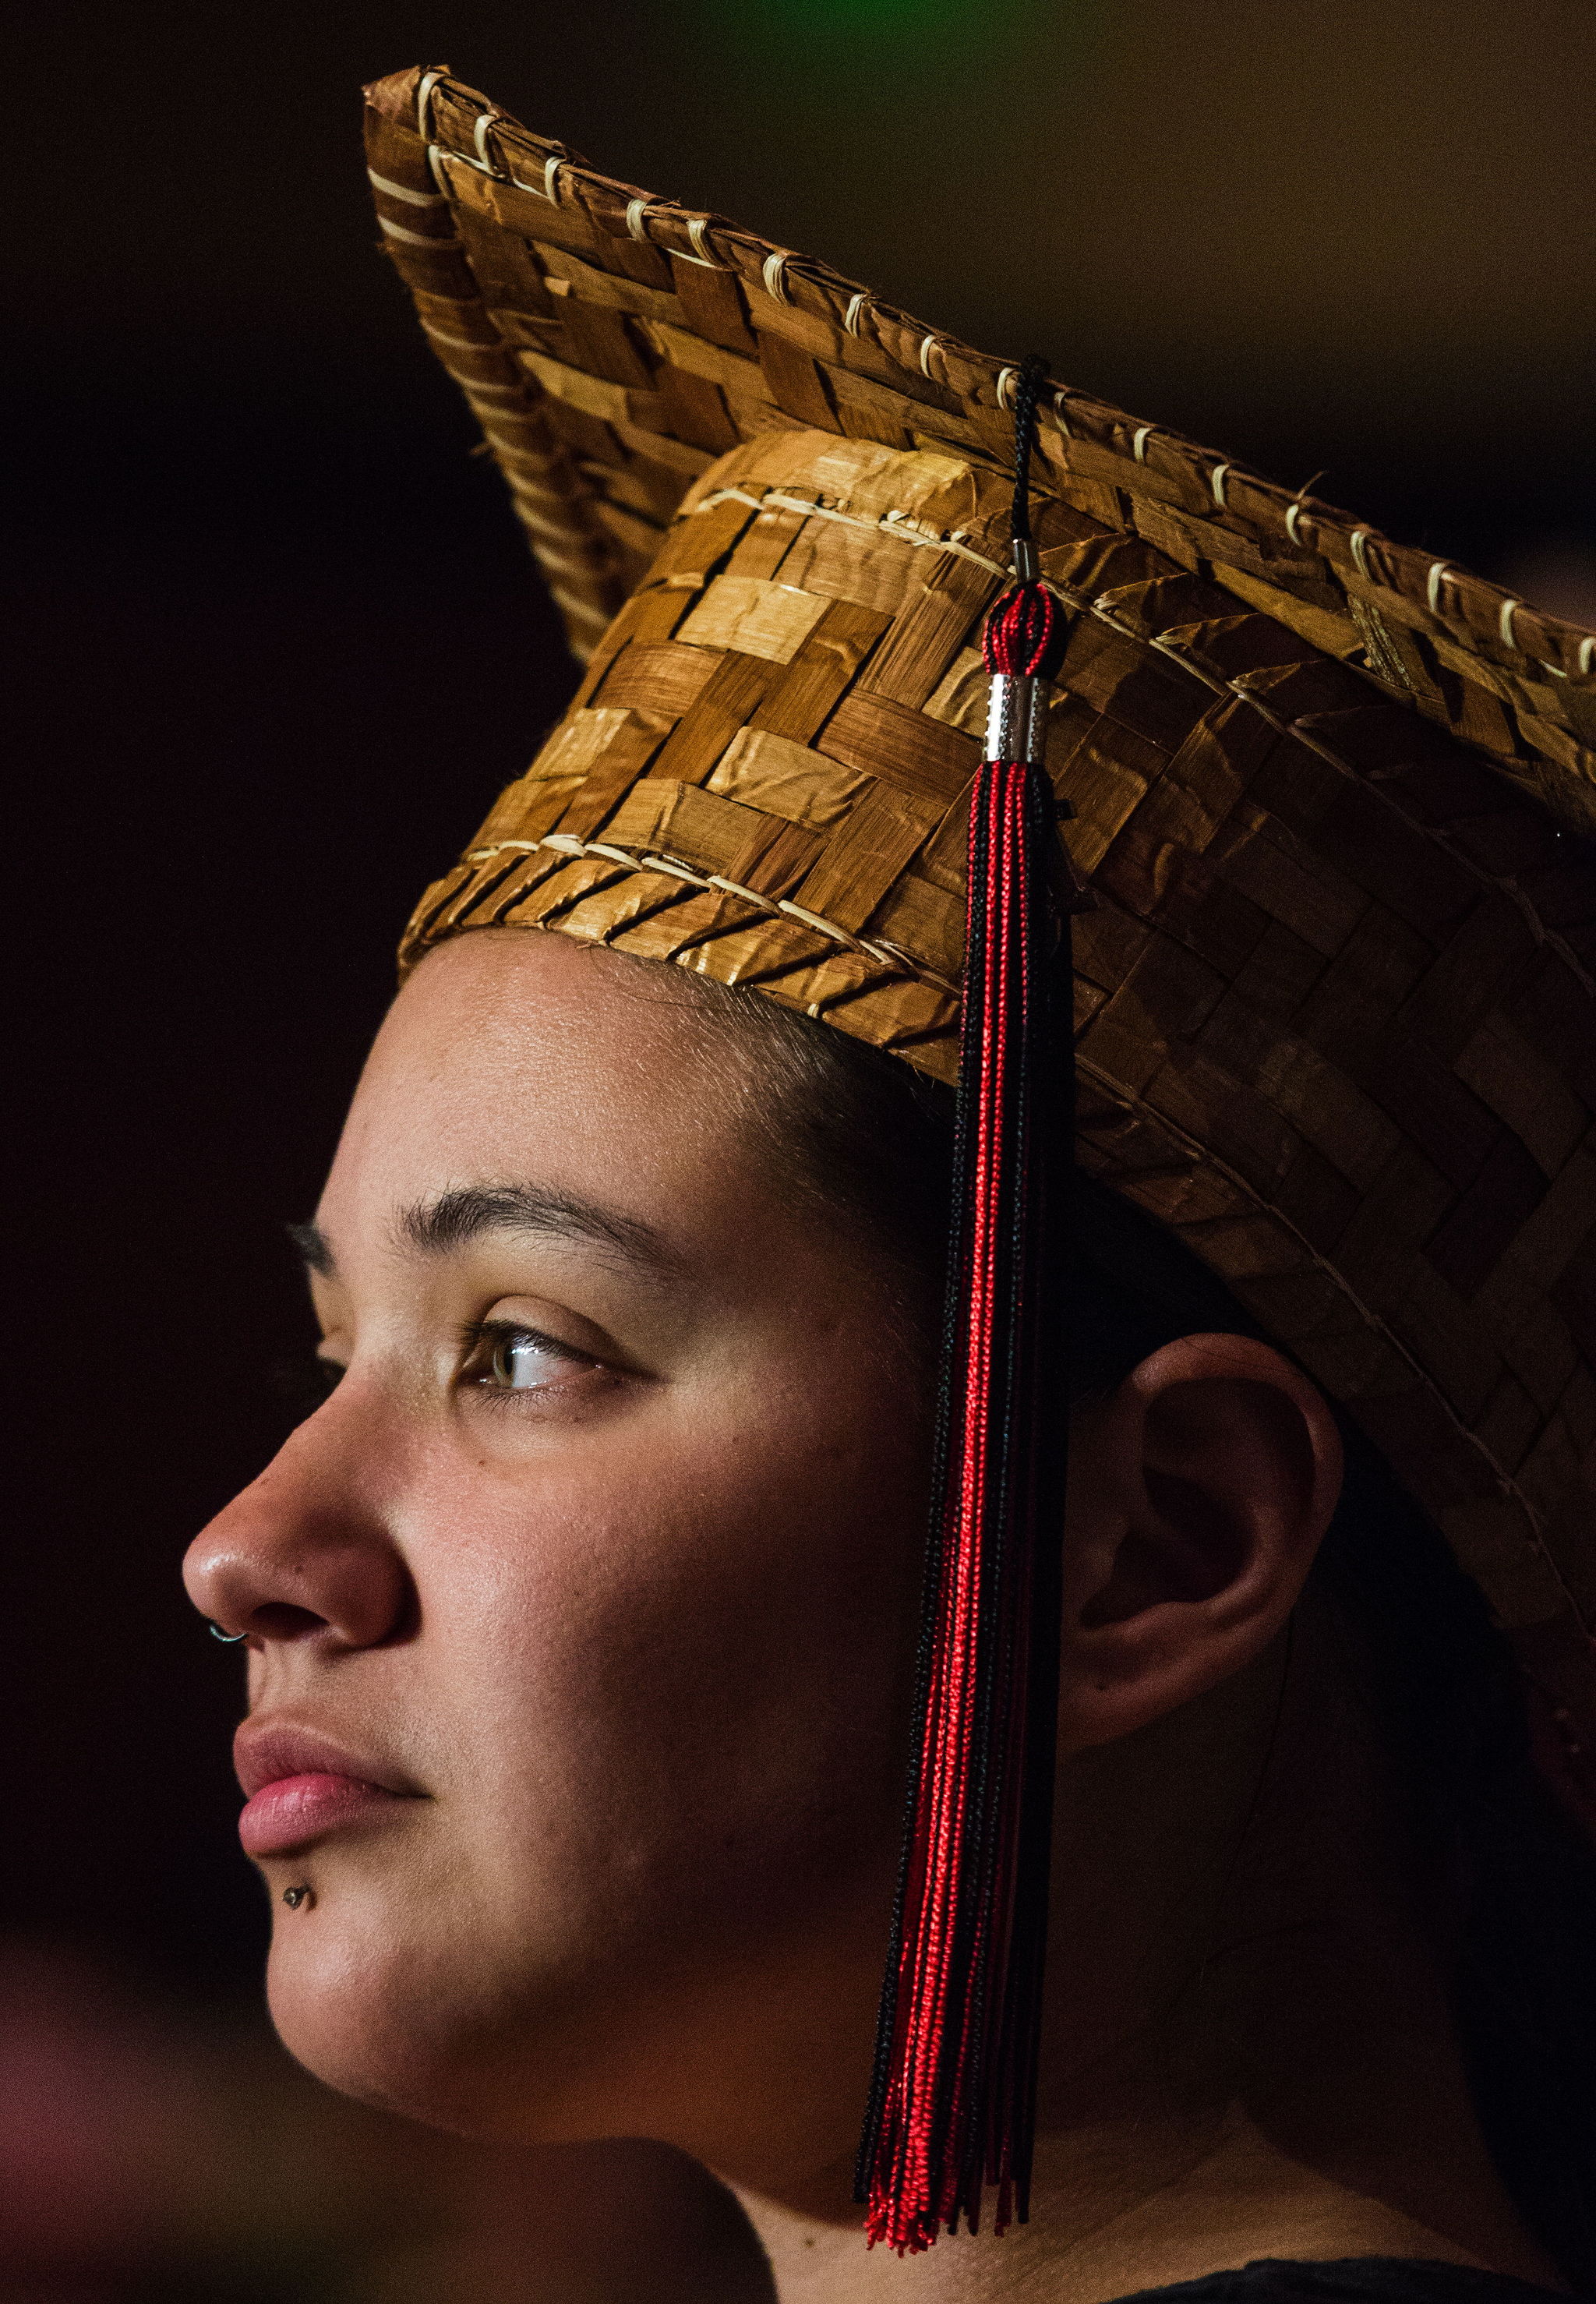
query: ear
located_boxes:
[1057,1334,1342,1750]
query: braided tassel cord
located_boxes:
[857,532,1074,2253]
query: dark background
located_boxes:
[6,0,1595,2288]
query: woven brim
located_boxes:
[366,65,1596,1804]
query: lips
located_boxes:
[234,1722,422,1859]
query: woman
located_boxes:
[185,65,1596,2302]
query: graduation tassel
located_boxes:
[857,356,1079,2255]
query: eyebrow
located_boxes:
[395,1182,681,1283]
[288,1186,683,1288]
[287,1219,336,1276]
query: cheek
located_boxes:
[259,1352,932,2135]
[415,1381,929,1949]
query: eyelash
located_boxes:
[275,1323,602,1419]
[458,1319,596,1400]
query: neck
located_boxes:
[733,1620,1562,2302]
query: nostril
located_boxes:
[252,1601,330,1641]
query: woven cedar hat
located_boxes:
[365,62,1596,2246]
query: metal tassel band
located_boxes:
[984,674,1052,768]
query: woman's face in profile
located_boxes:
[184,930,931,2178]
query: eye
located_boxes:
[269,1352,345,1422]
[461,1322,589,1395]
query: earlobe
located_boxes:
[1057,1334,1343,1748]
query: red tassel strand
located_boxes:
[857,361,1075,2255]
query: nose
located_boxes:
[183,1392,413,1650]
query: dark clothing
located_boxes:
[1116,2263,1566,2304]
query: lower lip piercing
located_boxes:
[282,1884,314,1910]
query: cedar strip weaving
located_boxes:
[371,70,1596,1805]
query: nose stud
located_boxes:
[282,1885,314,1910]
[208,1622,248,1643]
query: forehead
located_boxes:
[320,931,761,1250]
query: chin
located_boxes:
[260,1876,625,2143]
[270,1947,454,2126]
[260,1887,502,2130]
